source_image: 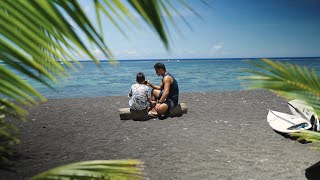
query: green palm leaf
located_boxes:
[241,59,320,115]
[0,105,20,162]
[1,0,196,114]
[128,0,168,48]
[242,59,320,150]
[30,159,143,180]
[0,0,198,178]
[291,130,320,150]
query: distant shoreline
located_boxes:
[69,56,320,62]
[2,57,320,64]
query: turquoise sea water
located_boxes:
[3,57,320,99]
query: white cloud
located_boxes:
[213,44,223,50]
[112,49,142,59]
[207,43,226,57]
[93,49,102,56]
[74,48,108,60]
[210,43,224,53]
[120,50,138,55]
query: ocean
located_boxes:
[3,57,320,99]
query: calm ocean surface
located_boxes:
[3,57,320,99]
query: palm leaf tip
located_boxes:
[30,159,144,180]
[290,130,320,151]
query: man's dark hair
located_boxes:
[136,72,145,83]
[154,62,166,71]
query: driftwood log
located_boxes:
[119,103,188,120]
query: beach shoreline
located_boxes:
[1,90,320,179]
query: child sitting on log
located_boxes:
[128,72,152,112]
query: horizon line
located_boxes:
[74,56,320,61]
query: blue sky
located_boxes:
[77,0,320,60]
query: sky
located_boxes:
[77,0,320,60]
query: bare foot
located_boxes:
[148,111,157,118]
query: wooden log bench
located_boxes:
[119,103,187,121]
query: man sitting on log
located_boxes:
[147,62,179,119]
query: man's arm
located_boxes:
[148,81,162,90]
[158,76,172,103]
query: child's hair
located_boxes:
[136,72,145,83]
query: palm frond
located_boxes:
[0,0,195,174]
[0,0,196,113]
[291,130,320,147]
[30,159,143,180]
[242,59,320,151]
[127,0,169,48]
[241,59,320,115]
[0,105,20,163]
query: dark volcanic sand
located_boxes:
[1,90,320,179]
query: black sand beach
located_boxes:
[1,90,320,179]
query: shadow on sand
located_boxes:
[274,130,320,179]
[274,130,310,144]
[306,161,320,180]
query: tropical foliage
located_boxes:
[0,105,20,162]
[242,58,320,149]
[0,0,195,179]
[291,130,320,150]
[30,160,143,180]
